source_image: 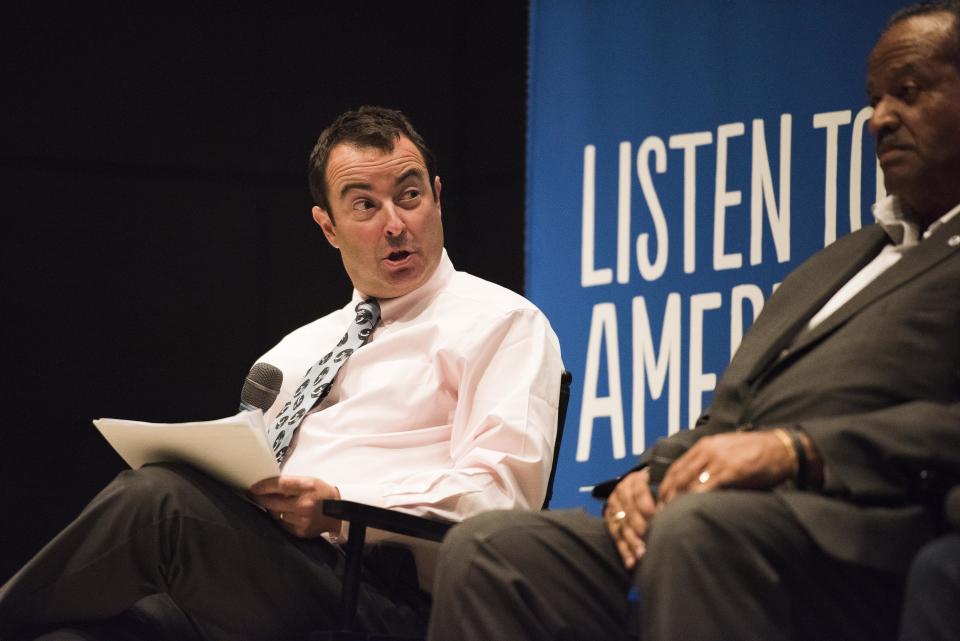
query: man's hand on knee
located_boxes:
[605,469,656,570]
[657,431,796,503]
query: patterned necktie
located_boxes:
[266,298,380,463]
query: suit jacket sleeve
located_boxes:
[801,400,960,502]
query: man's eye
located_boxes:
[897,83,919,102]
[353,199,374,211]
[402,189,421,200]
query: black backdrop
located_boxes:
[1,2,528,582]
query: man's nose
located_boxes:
[383,203,406,237]
[868,99,899,138]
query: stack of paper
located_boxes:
[93,410,280,489]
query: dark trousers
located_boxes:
[898,532,960,641]
[0,464,428,641]
[427,491,904,641]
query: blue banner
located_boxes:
[526,0,904,512]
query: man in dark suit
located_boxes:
[426,3,960,640]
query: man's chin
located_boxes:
[880,167,919,199]
[371,269,426,299]
[370,253,441,298]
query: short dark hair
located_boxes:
[307,106,438,219]
[885,1,960,66]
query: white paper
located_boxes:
[93,410,280,490]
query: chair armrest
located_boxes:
[322,499,454,543]
[321,500,454,633]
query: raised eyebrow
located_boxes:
[396,168,428,186]
[339,181,373,200]
[338,168,427,200]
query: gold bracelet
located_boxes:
[773,428,799,482]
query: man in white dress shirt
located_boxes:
[0,106,563,641]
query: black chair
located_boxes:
[318,370,573,641]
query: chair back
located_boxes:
[541,370,572,510]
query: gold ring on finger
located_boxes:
[610,510,626,536]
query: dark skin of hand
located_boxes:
[603,430,819,570]
[248,476,343,539]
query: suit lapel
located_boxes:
[735,225,889,383]
[791,214,960,355]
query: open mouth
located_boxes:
[386,250,413,263]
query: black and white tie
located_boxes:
[266,298,380,464]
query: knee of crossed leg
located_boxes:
[90,463,207,527]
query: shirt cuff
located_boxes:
[334,484,386,509]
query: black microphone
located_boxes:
[238,362,283,413]
[590,438,689,500]
[945,485,960,531]
[647,439,690,501]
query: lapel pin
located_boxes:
[949,235,960,247]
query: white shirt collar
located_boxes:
[872,196,960,248]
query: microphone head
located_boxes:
[590,438,690,501]
[646,439,690,502]
[239,362,283,412]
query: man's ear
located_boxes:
[313,206,338,248]
[434,176,443,214]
